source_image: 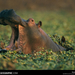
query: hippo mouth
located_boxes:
[0,9,27,50]
[6,25,19,50]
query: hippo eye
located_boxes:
[32,20,33,22]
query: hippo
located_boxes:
[0,9,66,54]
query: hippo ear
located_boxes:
[37,21,42,28]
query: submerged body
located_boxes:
[0,9,66,54]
